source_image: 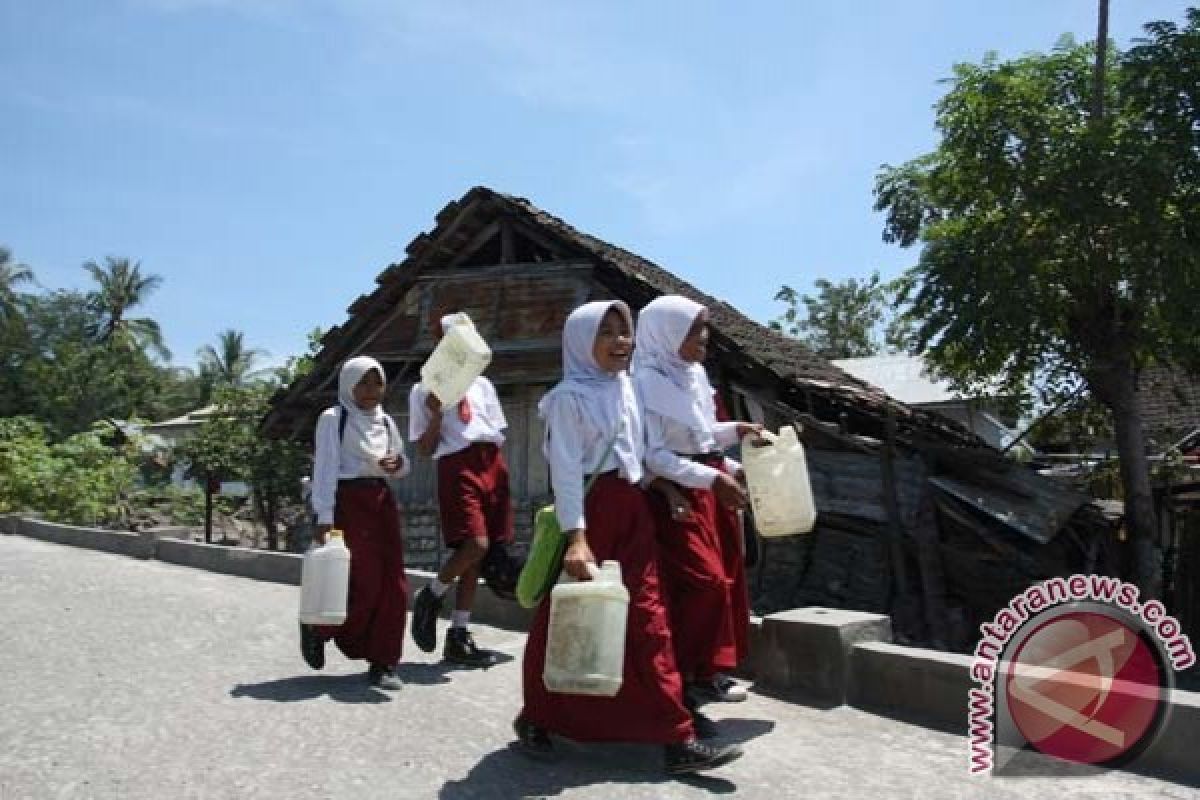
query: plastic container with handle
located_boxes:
[543,560,628,697]
[298,530,351,626]
[741,424,817,537]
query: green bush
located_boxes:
[128,485,238,526]
[0,416,137,527]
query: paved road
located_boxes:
[0,535,1191,799]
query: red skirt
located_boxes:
[715,492,751,664]
[520,474,694,744]
[650,462,739,677]
[436,442,515,548]
[316,481,408,667]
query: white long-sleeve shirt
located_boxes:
[407,377,506,459]
[643,411,742,490]
[543,394,634,533]
[311,407,409,525]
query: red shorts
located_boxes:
[436,442,515,548]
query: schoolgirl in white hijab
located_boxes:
[633,295,761,706]
[303,355,411,690]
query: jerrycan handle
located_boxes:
[744,429,777,449]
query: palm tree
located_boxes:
[0,247,34,323]
[197,329,271,388]
[83,256,170,359]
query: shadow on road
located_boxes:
[438,739,738,798]
[229,674,392,704]
[396,651,516,686]
[714,716,775,745]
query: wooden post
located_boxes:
[881,409,917,635]
[204,472,215,545]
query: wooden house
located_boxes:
[264,187,1111,650]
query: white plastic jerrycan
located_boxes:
[298,530,351,626]
[420,312,492,406]
[741,424,817,537]
[543,560,629,697]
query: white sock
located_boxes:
[451,610,471,629]
[429,578,450,597]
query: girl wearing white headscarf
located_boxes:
[408,312,512,668]
[634,295,760,706]
[301,356,410,690]
[513,300,743,776]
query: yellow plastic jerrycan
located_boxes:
[741,424,817,537]
[298,530,351,626]
[543,560,628,697]
[420,312,492,406]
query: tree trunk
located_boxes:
[1090,362,1162,599]
[266,494,279,552]
[204,474,214,545]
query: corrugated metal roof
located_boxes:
[832,355,961,406]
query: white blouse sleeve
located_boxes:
[482,378,508,431]
[408,384,430,442]
[311,409,341,525]
[713,420,741,449]
[644,409,720,490]
[545,395,588,532]
[384,416,411,479]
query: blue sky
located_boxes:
[2,0,1194,371]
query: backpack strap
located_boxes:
[583,431,620,497]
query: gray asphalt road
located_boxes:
[0,535,1191,799]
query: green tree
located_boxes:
[770,272,887,359]
[83,256,169,360]
[872,11,1200,597]
[177,385,307,549]
[0,248,36,417]
[273,326,325,389]
[197,329,271,391]
[14,290,172,433]
[0,416,137,527]
[0,246,35,324]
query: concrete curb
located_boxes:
[4,514,1197,785]
[848,641,974,734]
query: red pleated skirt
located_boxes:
[519,474,694,744]
[316,481,408,667]
[650,466,739,678]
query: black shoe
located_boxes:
[664,739,743,775]
[691,710,720,740]
[512,716,555,760]
[299,622,325,670]
[411,586,442,653]
[692,673,749,703]
[367,663,404,691]
[444,627,499,668]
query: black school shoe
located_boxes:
[411,585,442,653]
[299,623,325,670]
[367,663,404,690]
[444,627,499,668]
[663,739,743,775]
[691,710,720,740]
[512,716,555,760]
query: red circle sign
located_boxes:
[1004,610,1164,765]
